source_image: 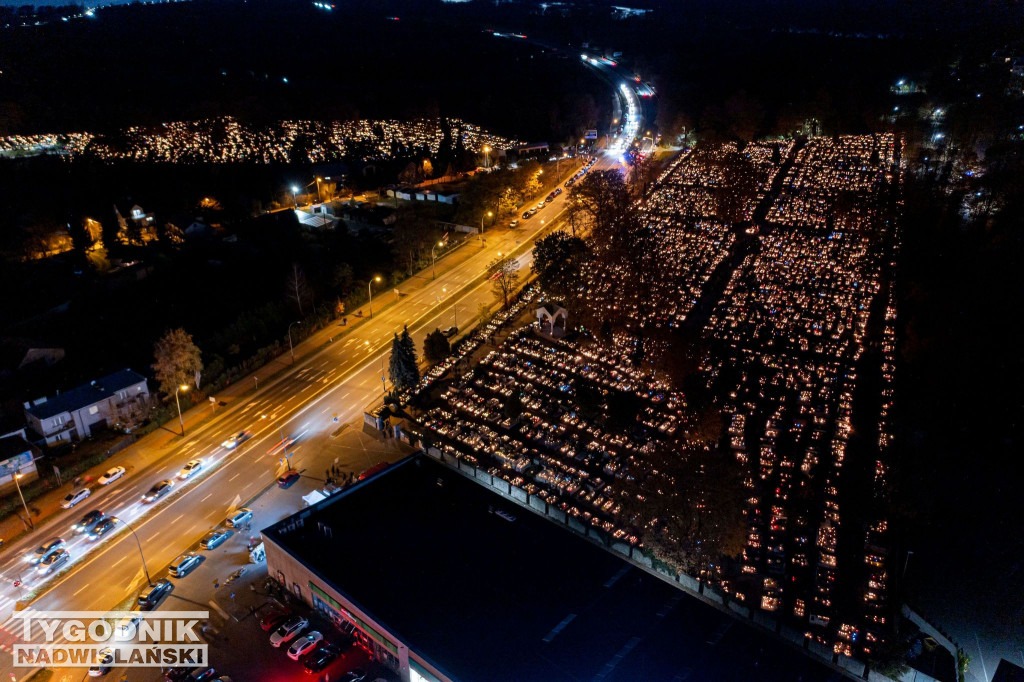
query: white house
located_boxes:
[24,369,150,445]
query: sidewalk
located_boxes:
[0,162,579,549]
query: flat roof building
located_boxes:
[262,454,845,682]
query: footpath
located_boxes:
[0,163,580,549]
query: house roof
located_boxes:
[26,369,147,420]
[264,455,842,682]
[0,434,33,461]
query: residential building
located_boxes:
[24,369,150,444]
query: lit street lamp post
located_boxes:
[290,186,299,209]
[479,211,493,245]
[174,384,189,437]
[115,517,152,586]
[13,470,33,530]
[431,241,444,279]
[315,176,323,203]
[368,275,382,318]
[288,320,301,364]
[483,145,491,169]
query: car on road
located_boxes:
[287,630,323,660]
[302,643,342,673]
[73,509,105,533]
[37,548,70,575]
[508,219,519,229]
[88,647,114,676]
[142,479,174,503]
[97,466,126,485]
[139,578,174,610]
[178,459,204,480]
[225,508,253,528]
[441,326,458,338]
[221,431,248,449]
[536,201,546,210]
[269,615,308,647]
[545,193,555,203]
[61,488,91,509]
[186,668,217,681]
[554,187,562,196]
[168,552,201,578]
[116,614,142,638]
[521,210,533,220]
[27,537,66,564]
[87,517,118,541]
[277,470,300,488]
[200,528,231,550]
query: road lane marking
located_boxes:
[172,514,184,524]
[73,583,90,596]
[202,493,213,502]
[229,473,241,482]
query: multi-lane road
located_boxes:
[0,150,625,677]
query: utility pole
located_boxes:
[12,470,33,530]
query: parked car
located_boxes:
[258,605,291,632]
[87,517,118,541]
[178,459,203,480]
[73,510,105,534]
[221,431,248,449]
[521,211,533,220]
[303,643,341,673]
[200,528,231,550]
[287,630,323,660]
[554,187,562,196]
[142,480,174,503]
[88,648,114,676]
[37,548,70,575]
[277,470,300,488]
[508,219,519,229]
[225,508,253,528]
[168,552,201,578]
[27,537,65,565]
[187,668,217,681]
[138,578,174,610]
[441,326,458,338]
[97,466,126,485]
[269,616,308,647]
[61,488,91,509]
[339,670,367,682]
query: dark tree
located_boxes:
[423,328,450,364]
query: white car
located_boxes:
[88,647,114,676]
[61,488,91,509]
[97,466,126,485]
[225,508,253,528]
[221,431,247,449]
[287,630,323,660]
[178,459,203,480]
[269,616,308,648]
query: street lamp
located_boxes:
[431,241,444,279]
[315,177,323,203]
[114,517,152,586]
[12,471,33,530]
[479,210,493,244]
[368,275,382,319]
[174,384,189,437]
[290,186,299,209]
[287,320,301,364]
[483,145,491,169]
